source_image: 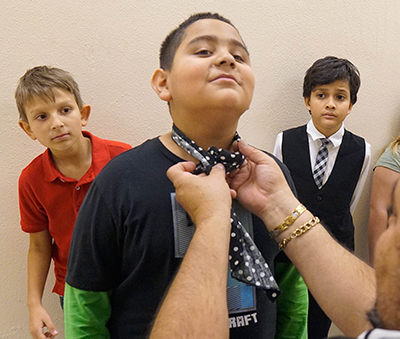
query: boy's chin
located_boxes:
[215,104,248,118]
[214,97,251,112]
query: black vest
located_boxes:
[282,125,365,250]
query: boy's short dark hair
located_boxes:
[15,66,83,122]
[303,56,361,104]
[159,12,236,71]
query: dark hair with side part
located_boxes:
[15,66,83,122]
[303,56,361,104]
[159,12,237,71]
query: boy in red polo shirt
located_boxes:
[15,66,131,339]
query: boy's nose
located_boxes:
[325,97,336,109]
[215,51,235,67]
[50,116,65,129]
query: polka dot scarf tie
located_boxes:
[171,125,280,301]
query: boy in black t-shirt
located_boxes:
[65,13,307,339]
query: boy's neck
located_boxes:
[50,135,92,180]
[160,123,238,162]
[175,115,239,145]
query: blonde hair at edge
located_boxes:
[390,137,400,155]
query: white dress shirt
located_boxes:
[358,329,400,339]
[273,119,371,214]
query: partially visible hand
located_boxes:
[167,162,234,227]
[227,140,298,229]
[29,305,58,338]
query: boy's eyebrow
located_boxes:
[312,86,350,94]
[187,35,249,55]
[28,100,75,114]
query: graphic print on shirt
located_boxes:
[171,193,256,315]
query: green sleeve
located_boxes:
[64,283,112,339]
[274,261,308,339]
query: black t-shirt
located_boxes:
[67,137,296,338]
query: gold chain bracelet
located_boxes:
[279,216,320,250]
[269,204,307,239]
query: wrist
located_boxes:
[27,296,43,309]
[273,209,315,244]
[193,204,231,228]
[260,196,300,231]
[28,301,43,310]
[195,210,231,232]
[269,203,307,239]
[278,215,320,250]
[192,214,231,253]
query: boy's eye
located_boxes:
[61,107,72,114]
[35,113,47,121]
[337,95,345,100]
[316,93,325,98]
[195,50,212,56]
[233,54,245,62]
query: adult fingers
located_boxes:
[208,163,226,176]
[167,161,197,183]
[237,140,271,165]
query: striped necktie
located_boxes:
[313,138,330,189]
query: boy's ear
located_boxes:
[151,69,172,102]
[18,120,37,140]
[304,97,311,111]
[80,105,91,127]
[347,103,353,114]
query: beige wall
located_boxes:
[1,1,400,337]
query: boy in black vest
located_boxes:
[273,56,371,339]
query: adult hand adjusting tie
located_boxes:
[171,125,280,301]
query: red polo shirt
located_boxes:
[18,131,131,295]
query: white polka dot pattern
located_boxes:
[171,125,281,301]
[229,212,280,300]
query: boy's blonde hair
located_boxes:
[15,66,83,122]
